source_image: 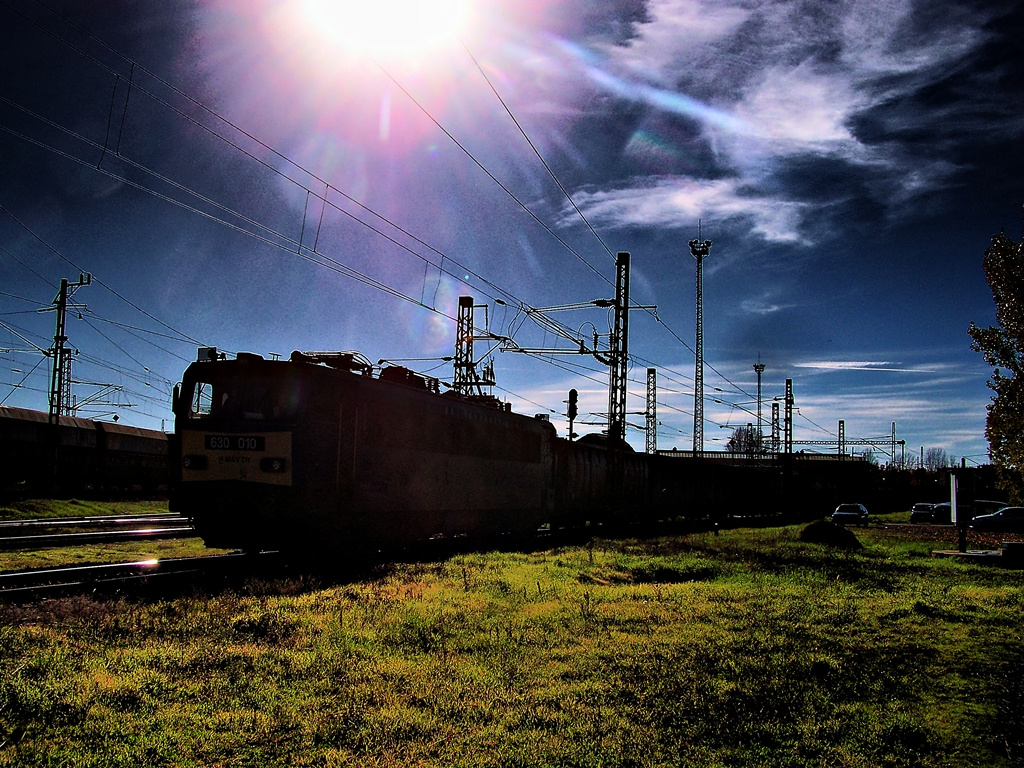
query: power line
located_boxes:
[0,355,47,406]
[0,9,625,355]
[2,1,769,436]
[461,40,616,263]
[0,200,204,347]
[2,2,595,316]
[371,57,612,287]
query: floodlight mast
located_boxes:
[689,228,712,457]
[753,360,766,452]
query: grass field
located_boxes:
[2,513,1023,767]
[0,498,170,521]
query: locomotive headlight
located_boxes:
[182,455,208,470]
[260,457,287,473]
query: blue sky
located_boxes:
[1,0,1021,464]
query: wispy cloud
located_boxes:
[564,177,810,243]
[550,0,1002,242]
[794,360,939,373]
[740,295,794,316]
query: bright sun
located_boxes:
[297,0,470,62]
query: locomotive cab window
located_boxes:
[183,372,305,422]
[191,382,215,418]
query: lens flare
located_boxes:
[297,0,470,62]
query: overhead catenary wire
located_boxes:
[0,13,600,361]
[1,105,763,439]
[1,91,602,361]
[0,200,203,348]
[3,0,639,357]
[0,1,580,313]
[0,0,777,436]
[460,40,617,264]
[1,88,578,345]
[0,355,47,406]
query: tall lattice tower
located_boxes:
[771,401,780,455]
[784,378,794,454]
[645,368,657,454]
[453,296,495,398]
[688,229,712,456]
[47,274,91,423]
[607,252,630,446]
[753,360,766,453]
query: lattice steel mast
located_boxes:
[454,296,496,398]
[689,228,712,456]
[784,378,794,455]
[645,367,657,454]
[606,252,630,446]
[753,359,765,453]
[47,273,91,423]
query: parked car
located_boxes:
[929,502,980,525]
[930,502,954,524]
[974,499,1009,516]
[910,503,936,523]
[831,503,869,525]
[970,506,1024,534]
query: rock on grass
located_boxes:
[799,519,863,549]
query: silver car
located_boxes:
[832,503,869,525]
[970,507,1024,534]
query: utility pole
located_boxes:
[689,226,712,457]
[453,296,496,398]
[47,273,91,423]
[753,359,765,453]
[504,252,651,449]
[784,378,794,455]
[771,401,780,456]
[607,252,630,446]
[645,368,657,454]
[587,252,633,445]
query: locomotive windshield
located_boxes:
[183,370,304,422]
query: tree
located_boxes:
[968,224,1024,503]
[923,447,950,471]
[726,425,761,454]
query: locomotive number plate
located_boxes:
[204,435,266,451]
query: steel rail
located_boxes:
[0,552,265,598]
[0,526,194,551]
[0,513,188,530]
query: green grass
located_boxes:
[873,509,911,524]
[2,523,1023,766]
[0,498,169,522]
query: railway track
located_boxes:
[0,513,194,550]
[0,552,279,599]
[3,515,944,601]
[0,513,187,530]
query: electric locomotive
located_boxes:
[170,348,575,555]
